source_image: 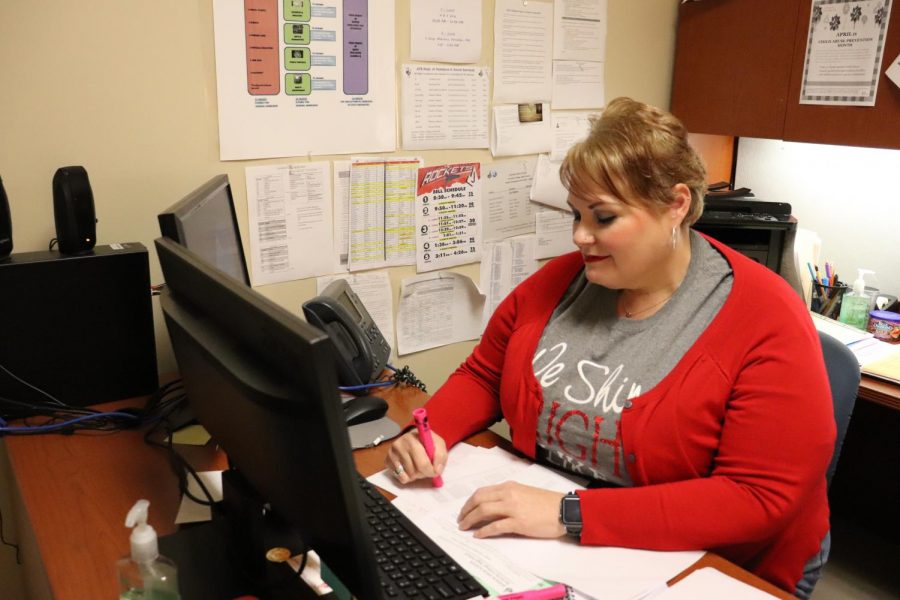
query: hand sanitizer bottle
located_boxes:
[838,269,876,330]
[117,499,181,599]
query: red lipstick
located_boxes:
[583,255,609,263]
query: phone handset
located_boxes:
[302,280,391,389]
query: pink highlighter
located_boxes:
[412,408,443,488]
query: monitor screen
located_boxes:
[155,236,382,596]
[158,175,251,286]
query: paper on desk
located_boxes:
[655,567,778,599]
[379,445,699,600]
[396,272,485,354]
[530,154,569,211]
[175,470,223,524]
[491,104,552,157]
[861,346,900,383]
[810,312,873,346]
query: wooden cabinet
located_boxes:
[671,0,900,150]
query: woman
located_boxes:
[386,98,834,597]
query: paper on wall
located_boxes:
[246,162,335,286]
[348,157,421,271]
[401,64,490,150]
[886,52,900,89]
[552,60,605,109]
[551,111,595,161]
[534,208,573,259]
[396,272,485,355]
[480,237,539,328]
[490,104,553,157]
[332,160,351,273]
[553,0,608,62]
[415,163,483,273]
[410,0,482,63]
[316,271,396,360]
[530,154,569,210]
[212,0,397,160]
[483,156,539,242]
[492,0,554,103]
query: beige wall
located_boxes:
[0,2,675,590]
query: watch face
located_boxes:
[563,495,582,524]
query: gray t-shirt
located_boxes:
[533,231,733,485]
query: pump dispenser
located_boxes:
[838,269,876,330]
[117,499,180,599]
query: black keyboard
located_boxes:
[358,476,488,599]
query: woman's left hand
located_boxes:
[457,481,566,539]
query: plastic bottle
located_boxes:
[838,269,876,330]
[117,499,181,600]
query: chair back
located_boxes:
[818,331,861,486]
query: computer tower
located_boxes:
[0,243,158,410]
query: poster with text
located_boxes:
[415,163,482,272]
[213,0,397,159]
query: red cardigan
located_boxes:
[424,236,835,593]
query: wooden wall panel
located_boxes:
[784,1,900,149]
[671,0,803,139]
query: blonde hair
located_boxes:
[560,97,707,226]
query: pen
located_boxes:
[413,408,443,487]
[497,583,569,600]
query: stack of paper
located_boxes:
[369,444,703,599]
[810,312,900,369]
[655,567,778,599]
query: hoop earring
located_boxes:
[671,227,678,250]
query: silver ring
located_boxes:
[393,463,405,477]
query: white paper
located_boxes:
[401,64,490,150]
[246,162,335,285]
[799,0,893,106]
[657,567,778,599]
[332,160,351,272]
[410,0,482,63]
[348,157,421,271]
[397,272,485,354]
[480,237,539,328]
[212,0,397,160]
[316,271,396,358]
[886,52,900,88]
[534,208,574,259]
[553,0,607,62]
[375,445,700,600]
[491,104,553,157]
[493,0,554,103]
[415,163,483,272]
[551,111,595,161]
[530,154,570,210]
[483,157,539,242]
[175,471,223,524]
[552,60,605,109]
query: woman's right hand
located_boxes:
[384,428,447,485]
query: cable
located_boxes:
[48,238,58,251]
[0,410,141,435]
[338,380,396,393]
[0,362,68,407]
[0,503,20,564]
[386,364,427,392]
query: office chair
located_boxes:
[818,331,860,487]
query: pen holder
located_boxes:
[810,284,848,320]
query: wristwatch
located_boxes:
[559,491,582,539]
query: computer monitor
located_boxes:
[157,174,251,286]
[155,236,382,596]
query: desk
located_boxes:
[858,373,900,412]
[4,385,791,600]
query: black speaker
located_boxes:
[52,165,97,255]
[0,175,11,260]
